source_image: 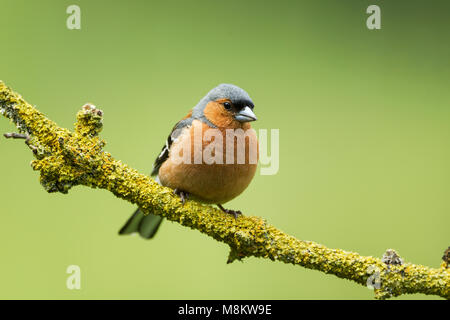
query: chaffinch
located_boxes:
[119,84,258,239]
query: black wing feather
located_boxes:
[150,117,193,177]
[151,134,173,176]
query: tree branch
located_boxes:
[0,81,448,300]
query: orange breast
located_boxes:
[158,120,259,204]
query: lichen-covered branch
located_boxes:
[0,81,448,300]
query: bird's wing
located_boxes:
[151,110,193,176]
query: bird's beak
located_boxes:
[234,106,257,122]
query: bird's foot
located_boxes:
[173,188,189,205]
[217,204,242,220]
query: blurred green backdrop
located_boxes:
[0,0,449,299]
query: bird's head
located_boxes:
[193,84,257,129]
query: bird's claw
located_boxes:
[217,204,242,220]
[173,188,189,205]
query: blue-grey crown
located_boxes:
[192,84,253,120]
[204,84,252,104]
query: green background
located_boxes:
[0,0,448,299]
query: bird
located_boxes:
[119,84,258,239]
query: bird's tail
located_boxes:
[119,208,163,239]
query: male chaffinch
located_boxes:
[119,84,258,239]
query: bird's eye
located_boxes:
[223,102,232,110]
